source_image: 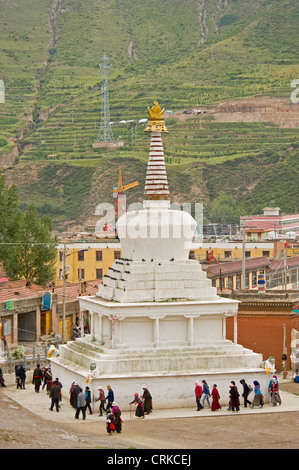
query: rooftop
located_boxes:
[206,256,299,277]
[0,279,102,303]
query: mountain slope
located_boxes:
[0,0,298,229]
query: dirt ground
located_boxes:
[0,381,298,451]
[175,96,299,128]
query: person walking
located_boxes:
[49,380,61,412]
[0,367,6,387]
[32,364,43,392]
[270,376,281,406]
[251,380,264,408]
[130,393,144,418]
[15,365,21,389]
[75,388,86,420]
[229,381,240,412]
[43,367,52,394]
[111,402,122,433]
[240,379,252,408]
[106,385,114,413]
[211,384,221,411]
[70,381,80,408]
[195,381,203,411]
[19,364,26,389]
[201,380,211,408]
[85,386,93,415]
[141,385,152,414]
[95,387,106,416]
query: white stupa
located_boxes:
[50,102,268,409]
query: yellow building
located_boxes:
[190,240,285,263]
[54,239,289,285]
[55,241,122,285]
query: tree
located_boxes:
[0,175,58,285]
[209,193,240,224]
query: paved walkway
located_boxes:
[3,382,299,425]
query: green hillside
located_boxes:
[0,0,298,228]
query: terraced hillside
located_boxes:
[0,0,298,229]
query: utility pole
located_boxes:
[282,323,287,379]
[241,225,246,289]
[61,246,88,342]
[62,242,66,343]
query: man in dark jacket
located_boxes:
[49,381,62,412]
[240,379,252,408]
[32,364,43,392]
[106,385,114,412]
[19,364,26,389]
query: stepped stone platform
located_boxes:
[98,259,217,303]
[55,336,263,376]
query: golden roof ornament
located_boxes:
[144,101,168,132]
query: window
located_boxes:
[78,268,85,280]
[96,250,102,261]
[245,272,249,288]
[228,277,233,289]
[252,271,257,287]
[114,251,121,260]
[59,251,63,261]
[78,251,85,261]
[224,251,231,258]
[245,251,251,258]
[262,251,270,257]
[96,269,103,279]
[236,274,241,289]
[189,251,195,259]
[3,319,12,335]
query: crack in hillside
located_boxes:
[197,0,209,46]
[116,0,138,63]
[198,0,230,45]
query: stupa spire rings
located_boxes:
[144,101,169,199]
[144,101,168,133]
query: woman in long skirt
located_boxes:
[142,386,152,414]
[112,402,122,433]
[130,393,144,418]
[229,381,240,412]
[211,384,221,411]
[251,380,264,408]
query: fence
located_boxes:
[1,345,50,374]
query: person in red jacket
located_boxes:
[195,380,203,411]
[270,376,281,406]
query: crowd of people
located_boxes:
[194,376,282,412]
[2,361,297,436]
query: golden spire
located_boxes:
[144,101,168,132]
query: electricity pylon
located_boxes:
[96,55,114,142]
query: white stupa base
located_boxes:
[50,346,270,410]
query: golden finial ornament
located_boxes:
[144,101,168,132]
